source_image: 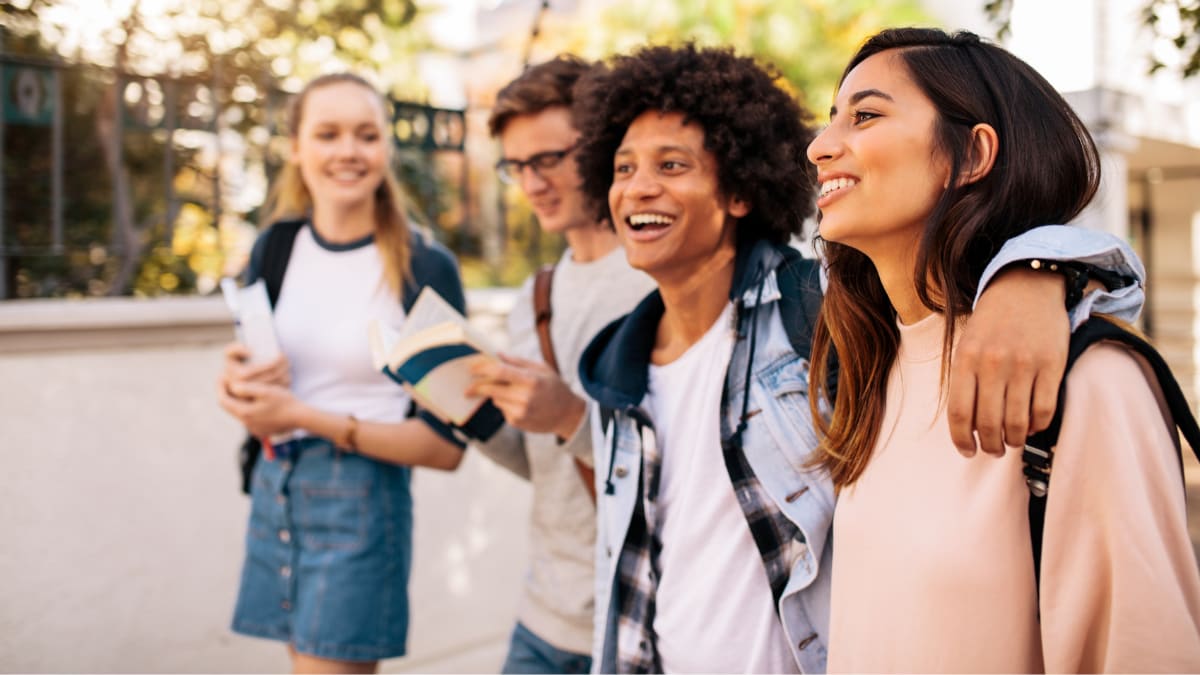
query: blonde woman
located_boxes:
[217,73,481,674]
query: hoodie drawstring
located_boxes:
[604,417,619,495]
[734,262,767,442]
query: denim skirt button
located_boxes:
[280,565,291,578]
[279,529,291,543]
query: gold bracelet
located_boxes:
[343,414,359,452]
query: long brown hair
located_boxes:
[808,28,1100,488]
[264,73,411,294]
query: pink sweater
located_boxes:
[828,313,1200,673]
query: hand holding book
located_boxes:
[466,352,589,442]
[369,287,505,440]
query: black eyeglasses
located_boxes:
[495,143,579,184]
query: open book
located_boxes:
[369,286,500,430]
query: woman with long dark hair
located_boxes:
[807,28,1200,671]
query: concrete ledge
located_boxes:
[0,288,521,355]
[0,296,235,354]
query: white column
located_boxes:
[1074,129,1137,239]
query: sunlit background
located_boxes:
[0,0,1195,295]
[0,0,1198,672]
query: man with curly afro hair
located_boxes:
[574,45,828,674]
[574,45,817,249]
[573,43,1145,673]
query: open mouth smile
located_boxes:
[328,169,368,183]
[626,213,675,232]
[818,177,858,199]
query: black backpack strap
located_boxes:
[401,227,467,314]
[256,219,305,307]
[775,253,823,360]
[776,252,839,398]
[1024,317,1200,587]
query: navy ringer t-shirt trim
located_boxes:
[307,222,375,252]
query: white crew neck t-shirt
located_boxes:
[272,225,411,427]
[643,303,798,673]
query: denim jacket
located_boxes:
[577,226,1145,674]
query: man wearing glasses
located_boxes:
[467,55,655,674]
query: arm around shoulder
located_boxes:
[976,225,1145,327]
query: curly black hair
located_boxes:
[572,43,817,246]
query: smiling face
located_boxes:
[498,106,591,235]
[608,110,748,285]
[807,51,950,263]
[291,80,389,214]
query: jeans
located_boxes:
[500,622,592,674]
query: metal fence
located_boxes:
[0,54,468,299]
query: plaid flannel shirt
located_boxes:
[610,406,806,673]
[591,244,818,673]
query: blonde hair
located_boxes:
[265,73,411,293]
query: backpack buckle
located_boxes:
[1022,444,1052,498]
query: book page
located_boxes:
[387,322,472,366]
[374,286,497,426]
[368,320,400,372]
[396,286,469,341]
[391,286,495,361]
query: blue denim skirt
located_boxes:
[231,436,413,661]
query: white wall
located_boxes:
[0,292,529,673]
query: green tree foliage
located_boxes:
[542,0,931,116]
[3,0,422,82]
[480,0,930,275]
[0,0,435,298]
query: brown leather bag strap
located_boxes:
[533,264,560,374]
[531,263,596,503]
